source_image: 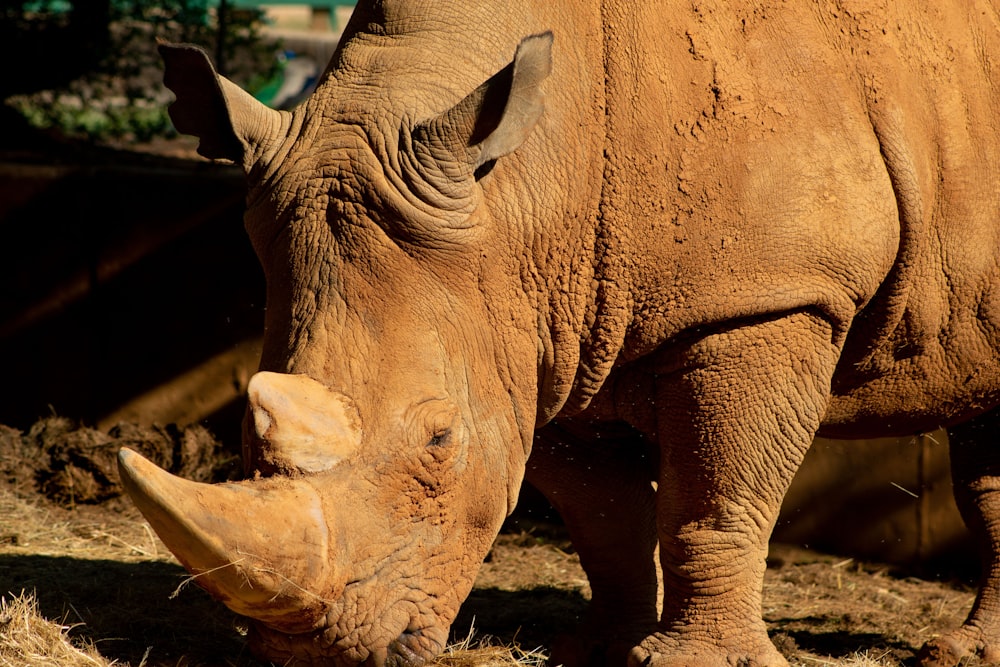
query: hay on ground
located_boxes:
[0,591,118,667]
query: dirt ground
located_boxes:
[0,419,985,667]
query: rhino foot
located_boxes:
[917,626,1000,667]
[626,634,789,667]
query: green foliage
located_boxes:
[10,94,175,143]
[3,1,280,145]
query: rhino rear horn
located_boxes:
[413,32,554,175]
[245,371,363,474]
[159,42,290,168]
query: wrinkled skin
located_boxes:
[117,2,1000,666]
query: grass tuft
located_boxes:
[434,625,548,666]
[791,649,901,666]
[0,591,117,667]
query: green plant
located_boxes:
[2,1,279,144]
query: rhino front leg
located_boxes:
[917,407,1000,667]
[633,312,841,667]
[526,419,659,667]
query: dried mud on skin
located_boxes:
[0,419,986,667]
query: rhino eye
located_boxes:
[415,404,467,468]
[427,429,451,448]
[408,400,460,450]
[425,413,458,449]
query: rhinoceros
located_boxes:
[117,1,1000,665]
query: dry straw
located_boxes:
[435,625,548,667]
[0,592,119,667]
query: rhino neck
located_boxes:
[534,209,635,425]
[523,132,635,425]
[320,0,625,426]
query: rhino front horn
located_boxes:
[117,448,337,632]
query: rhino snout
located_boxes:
[246,371,363,474]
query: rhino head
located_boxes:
[118,30,554,666]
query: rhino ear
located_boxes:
[159,42,286,167]
[414,32,553,176]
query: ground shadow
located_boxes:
[1,553,266,666]
[2,552,589,666]
[770,615,915,664]
[454,586,589,651]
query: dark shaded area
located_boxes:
[0,553,268,666]
[0,146,263,446]
[0,2,111,99]
[770,616,914,665]
[454,586,587,651]
[774,436,979,579]
[774,479,979,581]
[0,552,587,666]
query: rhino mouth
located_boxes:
[387,628,441,667]
[247,610,447,667]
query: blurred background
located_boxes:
[0,0,352,442]
[0,1,975,574]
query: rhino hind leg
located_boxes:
[526,420,659,667]
[631,312,841,667]
[917,407,1000,667]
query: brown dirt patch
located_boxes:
[0,420,985,666]
[0,417,239,507]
